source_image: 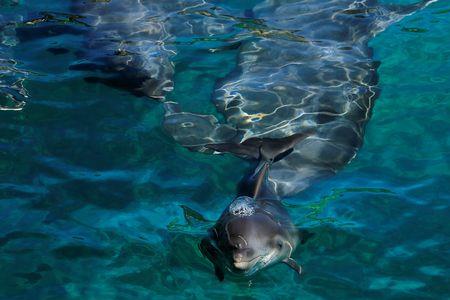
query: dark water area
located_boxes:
[1,0,449,299]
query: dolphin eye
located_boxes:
[230,243,240,250]
[276,241,283,249]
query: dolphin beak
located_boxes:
[232,254,263,272]
[232,251,254,270]
[233,261,251,270]
[233,253,250,269]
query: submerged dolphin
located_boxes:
[12,0,242,99]
[164,0,437,196]
[66,0,241,99]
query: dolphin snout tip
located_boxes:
[233,252,244,262]
[233,261,250,270]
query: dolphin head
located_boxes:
[222,208,294,274]
[200,196,302,280]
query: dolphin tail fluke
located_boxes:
[235,132,314,200]
[199,238,224,282]
[205,130,314,161]
[207,132,314,199]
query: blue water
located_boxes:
[1,0,450,299]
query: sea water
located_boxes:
[0,0,449,299]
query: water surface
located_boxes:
[0,0,449,299]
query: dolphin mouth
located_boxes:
[234,249,279,273]
[231,251,270,273]
[233,260,256,270]
[232,254,261,271]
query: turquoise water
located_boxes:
[1,0,450,299]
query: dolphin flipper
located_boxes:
[283,257,302,275]
[214,265,225,282]
[199,238,225,282]
[163,102,238,153]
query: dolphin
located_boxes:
[4,0,439,281]
[13,0,243,100]
[163,0,439,280]
[164,0,439,197]
[200,159,305,281]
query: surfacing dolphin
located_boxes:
[200,147,310,281]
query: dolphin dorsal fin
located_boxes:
[252,161,270,200]
[252,131,313,199]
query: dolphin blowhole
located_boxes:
[229,196,256,217]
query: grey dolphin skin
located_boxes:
[6,0,438,281]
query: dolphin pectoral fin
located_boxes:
[283,257,302,275]
[199,238,225,281]
[209,41,242,53]
[180,205,210,226]
[163,103,238,153]
[199,238,217,263]
[214,265,225,282]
